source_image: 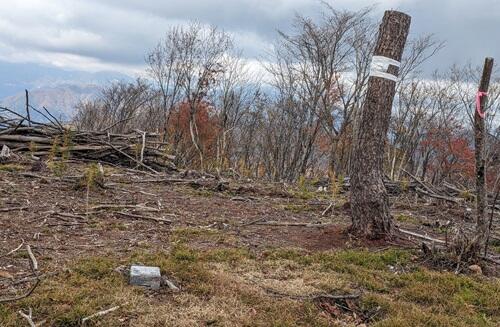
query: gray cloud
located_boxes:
[0,0,497,75]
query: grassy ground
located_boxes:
[1,228,499,326]
[1,162,499,326]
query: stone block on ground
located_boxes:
[129,265,161,290]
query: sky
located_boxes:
[0,0,498,79]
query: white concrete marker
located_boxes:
[130,265,161,290]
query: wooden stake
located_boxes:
[474,57,494,251]
[25,89,31,127]
[350,11,411,239]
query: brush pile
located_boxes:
[0,106,176,173]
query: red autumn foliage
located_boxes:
[420,125,475,183]
[168,100,220,164]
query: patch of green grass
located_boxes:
[290,176,316,200]
[0,164,24,172]
[459,190,475,202]
[0,256,133,326]
[73,256,116,279]
[262,247,411,271]
[489,239,500,254]
[106,221,128,231]
[396,213,420,224]
[47,161,67,177]
[282,203,316,213]
[247,247,499,325]
[204,248,254,264]
[170,227,221,243]
[1,246,498,326]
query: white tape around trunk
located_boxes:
[369,55,400,82]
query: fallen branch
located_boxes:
[115,211,172,223]
[0,240,24,258]
[322,203,333,216]
[18,308,36,327]
[0,206,29,212]
[0,245,40,303]
[81,304,123,324]
[90,204,160,212]
[415,187,461,204]
[398,228,446,245]
[480,255,500,265]
[254,221,332,228]
[239,217,266,227]
[265,287,360,301]
[402,169,437,195]
[26,245,38,271]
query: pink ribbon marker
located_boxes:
[476,91,487,119]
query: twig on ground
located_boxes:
[90,204,160,212]
[115,211,172,223]
[402,169,437,194]
[415,187,461,204]
[398,228,446,245]
[0,240,24,258]
[18,308,36,327]
[239,217,266,227]
[81,304,123,324]
[0,206,29,212]
[254,221,332,228]
[26,245,38,271]
[264,288,360,301]
[0,245,40,303]
[322,203,333,216]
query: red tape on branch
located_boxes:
[476,91,487,119]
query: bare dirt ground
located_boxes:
[1,160,499,326]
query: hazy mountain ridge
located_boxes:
[0,60,133,120]
[0,84,100,121]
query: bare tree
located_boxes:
[264,7,375,181]
[146,27,186,139]
[147,23,233,170]
[74,79,151,133]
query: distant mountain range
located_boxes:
[1,84,100,121]
[0,60,133,121]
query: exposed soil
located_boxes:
[1,160,499,326]
[1,160,498,269]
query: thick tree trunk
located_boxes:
[472,57,494,253]
[350,11,411,239]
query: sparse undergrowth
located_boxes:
[1,162,498,326]
[1,242,498,326]
[0,163,25,172]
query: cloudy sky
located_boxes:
[0,0,498,77]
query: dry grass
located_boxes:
[1,162,498,326]
[1,239,498,326]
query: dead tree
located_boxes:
[473,57,494,253]
[25,90,31,127]
[350,11,411,239]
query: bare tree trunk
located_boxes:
[189,116,204,171]
[473,57,494,253]
[350,11,411,239]
[25,90,31,127]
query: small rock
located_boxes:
[468,264,482,275]
[161,276,180,292]
[114,265,128,276]
[0,145,11,160]
[130,265,161,290]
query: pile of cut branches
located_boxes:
[0,106,176,173]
